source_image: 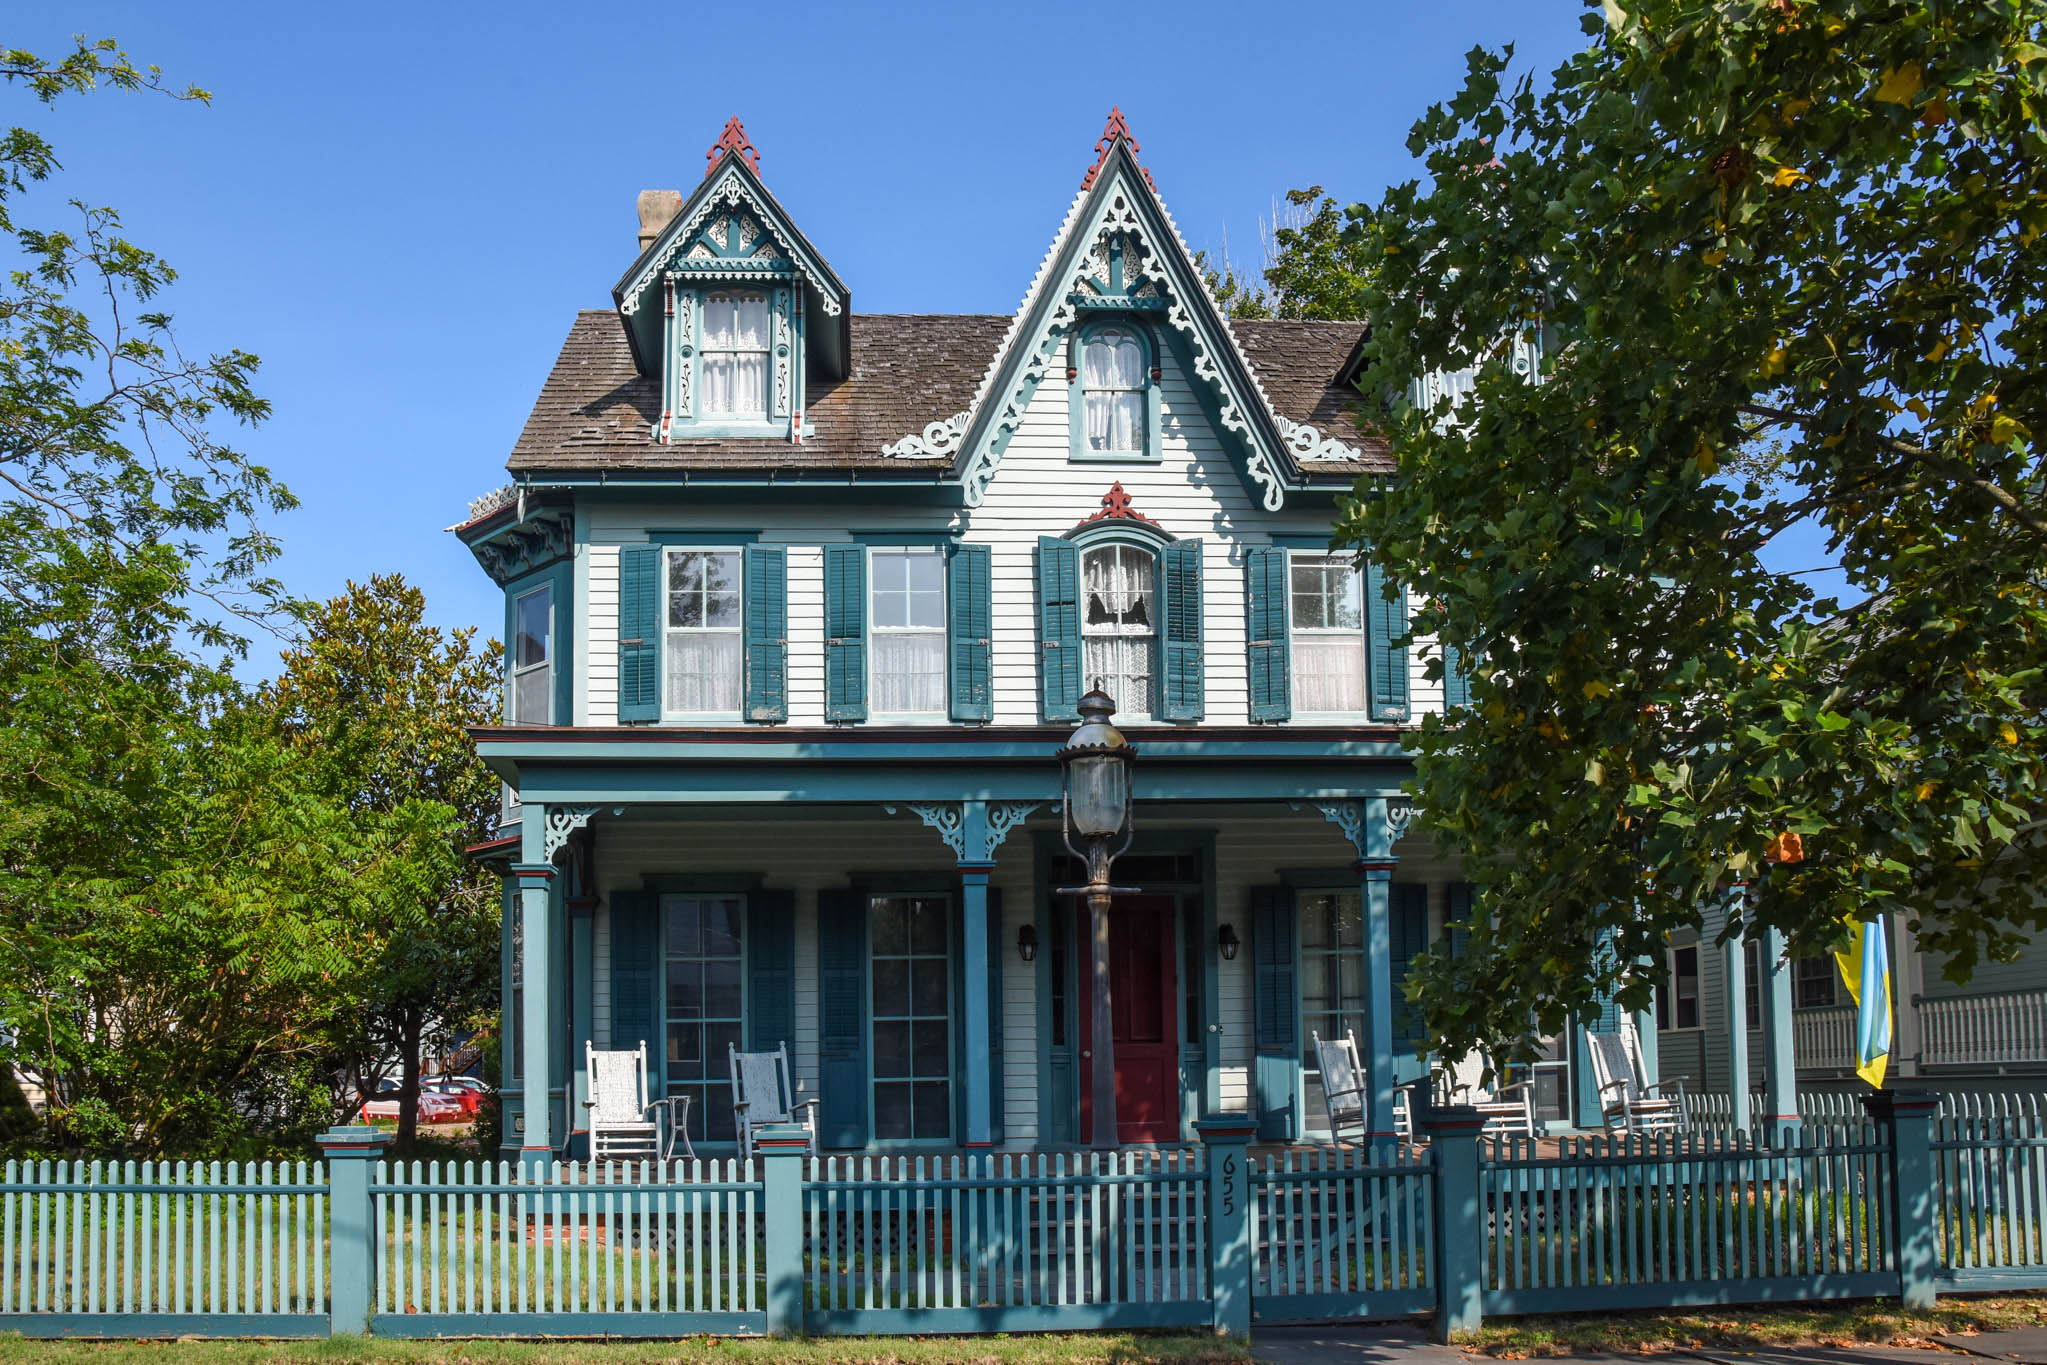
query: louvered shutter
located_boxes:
[748,889,795,1053]
[609,890,662,1089]
[1389,883,1430,1046]
[742,545,787,723]
[817,887,868,1147]
[948,543,993,722]
[1245,547,1291,722]
[1446,881,1474,960]
[824,545,867,722]
[1442,642,1472,709]
[617,546,660,723]
[1590,927,1623,1033]
[1366,560,1410,722]
[1251,884,1299,1141]
[1036,537,1082,721]
[1159,539,1205,721]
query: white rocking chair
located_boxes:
[585,1041,693,1163]
[1312,1029,1410,1143]
[729,1041,818,1160]
[1584,1020,1689,1135]
[1439,1051,1538,1138]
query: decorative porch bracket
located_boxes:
[1301,796,1415,861]
[542,804,602,863]
[882,800,1040,1148]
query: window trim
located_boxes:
[1793,954,1840,1011]
[1656,943,1703,1033]
[867,889,957,1146]
[1078,540,1159,722]
[1284,549,1369,718]
[503,560,570,729]
[510,583,554,727]
[866,544,949,722]
[659,544,747,723]
[1068,318,1163,462]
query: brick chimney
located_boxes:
[637,189,683,253]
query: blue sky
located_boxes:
[18,2,1613,673]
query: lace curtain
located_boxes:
[702,293,769,416]
[1082,545,1155,713]
[1083,330,1146,452]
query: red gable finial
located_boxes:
[706,117,761,178]
[1079,481,1163,529]
[1082,106,1156,192]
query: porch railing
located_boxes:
[1794,1006,1859,1070]
[1920,988,2047,1069]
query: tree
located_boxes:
[1334,1,2046,1062]
[264,576,502,1150]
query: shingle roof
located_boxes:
[505,310,1385,475]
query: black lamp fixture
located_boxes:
[1217,923,1241,961]
[1017,923,1039,963]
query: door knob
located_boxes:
[1081,1050,1092,1059]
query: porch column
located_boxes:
[1724,934,1753,1133]
[960,861,996,1148]
[1358,858,1398,1147]
[515,800,555,1168]
[1760,925,1800,1141]
[568,894,597,1161]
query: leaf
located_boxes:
[1873,64,1925,105]
[1914,780,1938,801]
[1771,166,1808,187]
[1692,433,1718,476]
[1585,758,1607,786]
[1761,346,1789,378]
[1584,680,1612,700]
[2000,722,2019,745]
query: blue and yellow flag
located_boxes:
[1834,916,1892,1088]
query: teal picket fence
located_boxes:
[369,1157,765,1337]
[1934,1100,2047,1289]
[0,1159,328,1337]
[1249,1144,1434,1323]
[1478,1127,1896,1313]
[804,1151,1211,1334]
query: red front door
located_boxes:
[1079,894,1181,1144]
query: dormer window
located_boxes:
[1082,325,1146,453]
[701,292,770,417]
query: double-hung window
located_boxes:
[665,549,743,715]
[663,895,744,1145]
[870,894,952,1142]
[1298,890,1365,1134]
[511,585,553,725]
[870,547,946,716]
[1290,552,1366,713]
[1655,944,1702,1030]
[1081,326,1147,454]
[1081,543,1155,716]
[1794,956,1839,1010]
[701,292,769,417]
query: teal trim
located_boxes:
[1251,884,1298,1141]
[319,1127,387,1334]
[1268,533,1342,549]
[742,545,788,724]
[645,530,762,544]
[947,544,993,723]
[1035,538,1082,721]
[0,1316,330,1340]
[1366,560,1410,722]
[1065,519,1176,549]
[824,545,867,722]
[804,1306,1210,1335]
[959,875,993,1146]
[616,546,660,723]
[1245,547,1292,722]
[1200,838,1222,1117]
[816,888,868,1147]
[640,872,767,894]
[749,889,796,1052]
[1760,924,1800,1140]
[1159,540,1204,721]
[1067,317,1163,463]
[847,531,953,547]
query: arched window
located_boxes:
[1081,542,1155,716]
[1080,325,1147,454]
[701,291,769,416]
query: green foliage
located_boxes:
[1262,187,1380,320]
[1334,0,2047,1061]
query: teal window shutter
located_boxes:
[742,545,787,723]
[816,887,868,1147]
[1245,547,1291,722]
[748,889,795,1053]
[1442,642,1472,708]
[1366,560,1410,722]
[1389,883,1430,1046]
[987,886,1004,1146]
[1446,880,1474,960]
[1159,539,1204,721]
[617,546,660,723]
[947,543,993,722]
[1251,885,1298,1141]
[824,545,867,722]
[609,890,662,1089]
[1036,537,1081,721]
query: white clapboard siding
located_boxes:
[569,341,1445,731]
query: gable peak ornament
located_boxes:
[1079,481,1162,529]
[706,117,761,178]
[1082,106,1157,192]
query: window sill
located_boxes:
[1068,450,1162,463]
[868,713,953,726]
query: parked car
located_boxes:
[359,1084,466,1124]
[421,1078,482,1117]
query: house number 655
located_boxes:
[1221,1152,1237,1217]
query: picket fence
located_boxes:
[1686,1088,2043,1130]
[3,1098,2044,1340]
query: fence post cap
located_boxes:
[1862,1089,1941,1120]
[1193,1114,1258,1144]
[315,1125,394,1155]
[1416,1104,1489,1138]
[752,1123,813,1152]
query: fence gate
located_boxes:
[1249,1146,1435,1325]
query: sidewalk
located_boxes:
[1254,1326,2047,1365]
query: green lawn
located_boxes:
[0,1334,1245,1365]
[1457,1292,2047,1356]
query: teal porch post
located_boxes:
[757,1122,812,1336]
[1194,1115,1256,1337]
[317,1125,392,1335]
[1760,925,1800,1141]
[1866,1090,1941,1308]
[1725,934,1753,1134]
[1419,1105,1486,1342]
[568,894,597,1161]
[1359,857,1399,1146]
[515,801,555,1169]
[961,861,996,1147]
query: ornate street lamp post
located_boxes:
[1056,686,1136,1150]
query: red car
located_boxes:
[360,1085,467,1124]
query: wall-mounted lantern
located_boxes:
[1217,923,1241,961]
[1017,923,1039,963]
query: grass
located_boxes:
[0,1333,1245,1365]
[1457,1291,2047,1356]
